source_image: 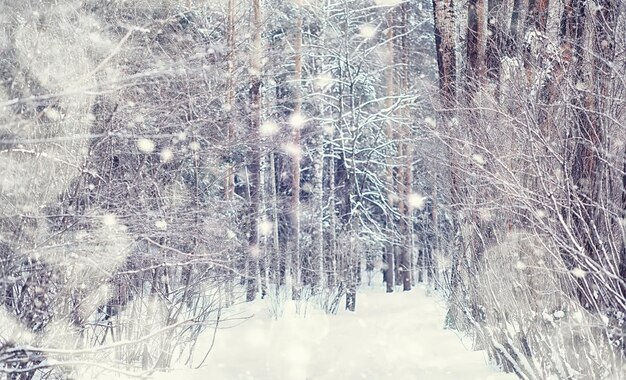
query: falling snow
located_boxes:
[137,138,156,153]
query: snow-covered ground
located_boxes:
[153,283,518,380]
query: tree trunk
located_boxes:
[383,8,396,293]
[467,0,486,84]
[522,0,550,83]
[225,0,236,200]
[570,0,623,312]
[485,0,504,82]
[433,0,457,109]
[290,0,304,300]
[400,3,412,292]
[246,0,262,302]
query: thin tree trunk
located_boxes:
[312,54,328,294]
[225,0,236,200]
[486,0,504,84]
[522,0,550,83]
[269,152,282,286]
[400,5,412,291]
[509,0,523,46]
[290,0,304,300]
[246,0,262,302]
[327,130,337,289]
[383,8,396,293]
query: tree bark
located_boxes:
[384,9,396,293]
[290,0,304,300]
[522,0,550,83]
[246,0,263,302]
[467,0,486,84]
[400,4,412,291]
[225,0,236,200]
[433,0,457,109]
[485,0,504,84]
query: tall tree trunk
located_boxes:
[383,9,396,293]
[509,0,523,46]
[327,127,338,289]
[523,0,550,83]
[399,4,412,291]
[433,0,457,109]
[269,152,283,287]
[485,0,505,96]
[570,0,623,312]
[225,0,236,200]
[467,0,486,85]
[311,15,329,294]
[246,0,262,302]
[433,0,469,333]
[290,0,304,300]
[526,0,549,31]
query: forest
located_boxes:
[0,0,624,379]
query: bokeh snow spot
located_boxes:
[323,124,334,135]
[553,310,564,319]
[260,121,280,137]
[102,213,117,226]
[282,143,302,159]
[572,310,583,323]
[316,73,333,89]
[478,208,492,221]
[248,244,261,258]
[226,229,237,239]
[137,138,155,153]
[44,107,62,121]
[575,82,588,91]
[160,148,174,162]
[407,193,426,211]
[359,24,377,39]
[289,112,307,130]
[258,219,273,236]
[155,220,167,230]
[571,267,586,278]
[471,154,485,165]
[189,141,201,151]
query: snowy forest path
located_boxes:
[154,285,518,380]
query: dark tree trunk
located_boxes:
[522,0,550,82]
[467,0,486,84]
[485,0,505,83]
[433,0,457,109]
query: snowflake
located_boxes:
[407,193,426,211]
[289,112,307,130]
[155,220,167,230]
[102,214,117,226]
[571,267,586,278]
[160,148,174,162]
[471,154,485,165]
[260,121,280,137]
[137,138,155,153]
[359,24,377,39]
